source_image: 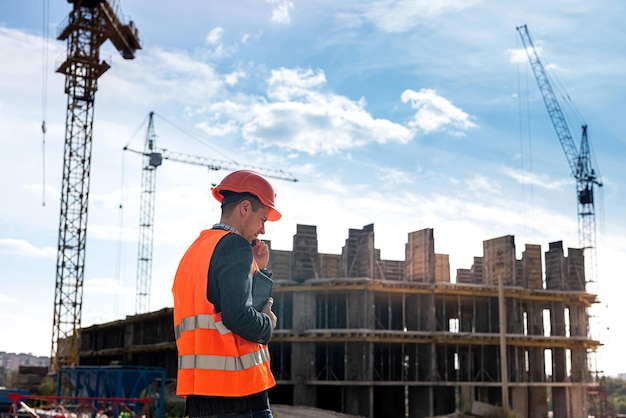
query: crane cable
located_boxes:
[516,35,536,242]
[114,151,126,317]
[41,0,51,207]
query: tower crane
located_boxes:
[51,0,141,373]
[516,24,602,290]
[124,112,298,314]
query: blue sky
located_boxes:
[0,1,625,376]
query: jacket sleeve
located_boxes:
[208,234,273,344]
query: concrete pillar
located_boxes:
[528,387,548,418]
[568,386,587,418]
[405,228,435,283]
[545,242,566,290]
[483,235,516,286]
[292,342,316,406]
[290,224,319,281]
[345,386,372,417]
[569,305,588,337]
[293,292,315,331]
[459,386,474,414]
[551,302,567,383]
[341,224,376,278]
[511,386,528,418]
[569,305,589,383]
[570,348,588,382]
[346,342,370,381]
[292,291,316,406]
[523,244,543,289]
[347,289,374,329]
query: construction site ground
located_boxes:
[272,404,366,418]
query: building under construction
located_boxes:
[78,223,601,418]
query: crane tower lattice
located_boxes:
[51,0,141,373]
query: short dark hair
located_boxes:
[220,191,264,215]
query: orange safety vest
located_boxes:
[172,229,276,397]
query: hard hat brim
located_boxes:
[267,208,281,222]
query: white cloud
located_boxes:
[401,88,477,134]
[206,27,224,45]
[358,0,483,32]
[267,67,328,100]
[377,167,414,185]
[197,67,414,155]
[204,28,226,59]
[501,166,572,190]
[195,119,239,137]
[0,27,63,92]
[508,47,532,64]
[241,31,263,45]
[268,0,294,24]
[464,174,502,196]
[224,70,246,86]
[115,48,225,106]
[508,46,562,73]
[0,238,56,258]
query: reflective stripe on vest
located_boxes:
[174,313,231,340]
[178,346,270,371]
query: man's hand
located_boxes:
[262,297,277,330]
[252,239,270,269]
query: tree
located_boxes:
[606,376,626,414]
[37,376,57,395]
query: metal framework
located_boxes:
[516,25,603,290]
[125,112,298,314]
[51,0,140,373]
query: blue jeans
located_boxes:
[194,408,273,418]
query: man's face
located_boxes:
[240,201,270,243]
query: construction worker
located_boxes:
[172,170,279,418]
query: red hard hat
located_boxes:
[211,170,281,221]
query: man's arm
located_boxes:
[209,234,273,344]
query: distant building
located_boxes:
[0,352,49,372]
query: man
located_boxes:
[172,170,279,418]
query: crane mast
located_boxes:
[516,24,602,291]
[51,0,140,373]
[134,113,160,314]
[125,112,298,314]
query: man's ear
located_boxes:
[239,199,251,215]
